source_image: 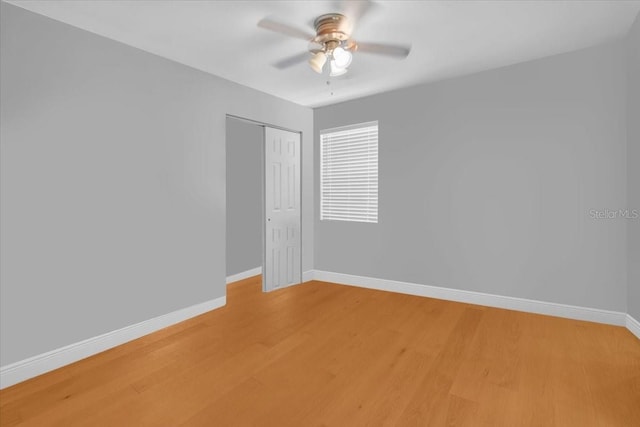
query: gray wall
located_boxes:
[226,118,262,277]
[0,2,313,366]
[315,41,628,312]
[627,13,640,320]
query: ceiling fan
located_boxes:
[257,1,411,77]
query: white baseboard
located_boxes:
[310,270,627,327]
[0,296,226,390]
[226,267,261,284]
[302,270,315,283]
[226,268,313,285]
[4,272,634,390]
[627,314,640,340]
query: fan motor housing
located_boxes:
[313,13,350,45]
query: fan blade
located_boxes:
[356,42,411,58]
[308,40,324,52]
[339,0,376,33]
[257,18,314,41]
[273,52,310,69]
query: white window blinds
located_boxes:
[320,121,378,223]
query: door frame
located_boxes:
[225,114,303,292]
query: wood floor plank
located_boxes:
[395,307,485,425]
[1,277,639,426]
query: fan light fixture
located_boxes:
[329,59,348,76]
[309,51,327,73]
[332,47,352,68]
[309,46,352,76]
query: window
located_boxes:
[320,121,378,223]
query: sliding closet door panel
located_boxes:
[264,127,301,291]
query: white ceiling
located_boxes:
[7,0,640,108]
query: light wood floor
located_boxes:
[1,277,639,426]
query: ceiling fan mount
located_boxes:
[312,13,350,43]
